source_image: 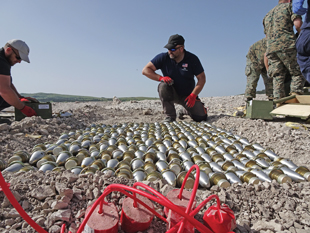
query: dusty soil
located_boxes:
[0,94,309,233]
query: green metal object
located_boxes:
[246,100,273,120]
[15,102,52,121]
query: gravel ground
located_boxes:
[0,94,309,233]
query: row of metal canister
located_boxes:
[1,121,309,189]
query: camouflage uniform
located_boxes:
[245,38,273,99]
[263,2,305,99]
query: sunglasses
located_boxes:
[11,48,21,60]
[169,46,183,52]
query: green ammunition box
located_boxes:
[246,100,273,120]
[15,102,52,121]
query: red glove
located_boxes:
[20,98,30,102]
[185,93,197,108]
[20,105,37,117]
[159,76,173,85]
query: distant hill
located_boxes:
[20,92,158,102]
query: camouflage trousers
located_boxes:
[267,48,305,99]
[244,58,273,99]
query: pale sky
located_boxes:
[1,1,300,98]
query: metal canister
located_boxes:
[2,161,24,173]
[132,168,147,182]
[263,148,279,161]
[91,159,106,170]
[144,161,157,174]
[196,161,212,175]
[144,152,156,163]
[211,153,224,163]
[279,167,305,182]
[294,166,310,181]
[182,160,195,172]
[146,171,162,181]
[122,151,135,163]
[222,153,234,161]
[249,169,272,183]
[156,160,168,172]
[218,161,237,172]
[107,159,119,169]
[194,170,211,188]
[235,153,248,161]
[112,149,123,160]
[69,144,80,156]
[224,171,242,184]
[71,166,83,175]
[209,162,224,173]
[37,154,56,168]
[209,172,230,188]
[176,171,195,189]
[53,144,69,156]
[168,161,182,176]
[39,161,57,173]
[242,150,256,160]
[29,151,45,165]
[254,157,270,169]
[156,151,166,161]
[235,170,260,185]
[276,158,298,170]
[179,151,191,161]
[263,168,291,184]
[241,159,262,170]
[81,157,96,168]
[56,151,72,166]
[254,152,271,163]
[161,169,177,187]
[192,155,204,164]
[131,158,145,171]
[115,167,133,179]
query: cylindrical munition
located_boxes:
[37,154,56,168]
[156,160,168,172]
[144,152,156,163]
[178,139,187,149]
[90,150,100,159]
[80,156,95,168]
[108,138,117,146]
[243,145,254,151]
[225,171,242,184]
[69,144,80,156]
[225,145,238,155]
[0,159,7,171]
[241,159,262,170]
[252,143,265,151]
[211,153,224,163]
[263,168,292,184]
[235,153,248,161]
[207,140,216,148]
[157,144,167,154]
[39,161,57,173]
[253,152,272,163]
[134,150,144,160]
[99,142,109,151]
[197,161,212,174]
[249,169,272,182]
[195,146,205,155]
[179,151,191,161]
[209,172,230,188]
[144,161,157,174]
[56,151,71,166]
[232,143,243,153]
[155,151,166,161]
[133,168,147,182]
[168,161,182,175]
[162,139,172,148]
[81,140,91,149]
[162,169,177,187]
[45,144,57,154]
[81,166,98,175]
[294,166,310,181]
[214,145,226,154]
[276,158,298,170]
[106,158,119,169]
[187,140,198,148]
[182,160,195,172]
[254,157,270,169]
[91,159,106,170]
[89,144,99,153]
[101,167,115,176]
[121,152,133,164]
[71,166,83,175]
[235,170,260,185]
[194,170,211,188]
[279,167,306,182]
[17,165,36,173]
[131,158,145,171]
[112,149,123,160]
[118,143,128,153]
[29,151,45,165]
[2,161,24,173]
[218,161,237,172]
[176,171,195,189]
[192,155,204,164]
[115,167,133,179]
[206,147,217,156]
[8,155,23,165]
[242,150,256,160]
[200,153,212,163]
[167,153,179,163]
[263,148,279,161]
[209,162,224,172]
[238,138,250,146]
[11,151,30,163]
[146,171,162,181]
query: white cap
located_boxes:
[7,39,30,63]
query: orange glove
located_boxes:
[185,93,197,108]
[159,76,173,85]
[20,105,37,117]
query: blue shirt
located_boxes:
[151,50,204,97]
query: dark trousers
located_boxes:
[0,96,11,111]
[296,28,310,84]
[158,82,208,122]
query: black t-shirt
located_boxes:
[151,50,204,97]
[0,48,11,76]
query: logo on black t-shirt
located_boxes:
[182,63,188,71]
